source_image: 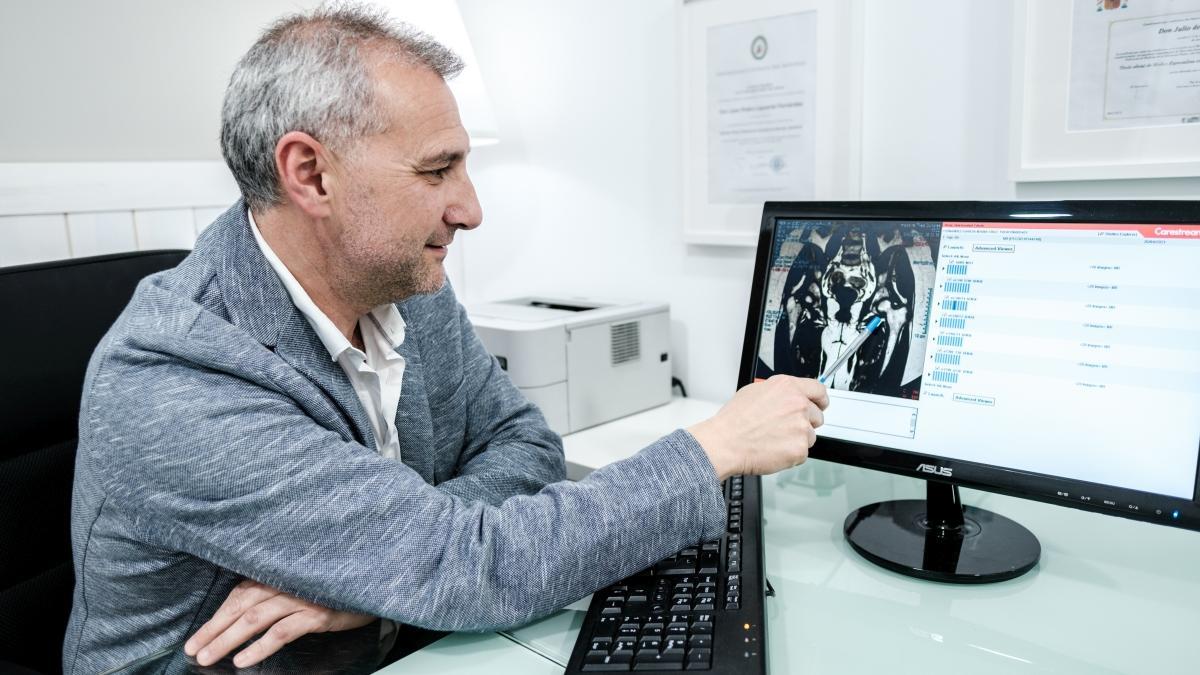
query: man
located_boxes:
[63,5,828,673]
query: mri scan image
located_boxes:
[756,220,941,400]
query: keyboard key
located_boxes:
[634,650,684,671]
[590,638,613,651]
[595,617,619,638]
[691,621,713,635]
[688,635,711,649]
[584,650,632,671]
[685,648,712,670]
[638,638,662,651]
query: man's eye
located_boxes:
[425,166,450,179]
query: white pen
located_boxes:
[818,315,883,384]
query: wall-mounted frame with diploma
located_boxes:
[680,0,863,246]
[1011,0,1200,182]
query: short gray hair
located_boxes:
[220,3,464,211]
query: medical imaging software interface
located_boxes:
[754,218,1200,499]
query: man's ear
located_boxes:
[274,131,334,219]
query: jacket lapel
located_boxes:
[274,313,378,450]
[210,202,378,450]
[392,318,435,483]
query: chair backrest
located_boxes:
[0,250,189,674]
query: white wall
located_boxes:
[0,1,319,161]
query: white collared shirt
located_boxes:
[249,211,406,460]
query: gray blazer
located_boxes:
[63,203,727,674]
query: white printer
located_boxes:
[466,297,672,435]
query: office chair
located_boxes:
[0,250,189,675]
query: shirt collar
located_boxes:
[248,210,405,362]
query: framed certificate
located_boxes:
[681,0,863,246]
[1011,0,1200,181]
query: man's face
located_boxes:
[326,57,482,306]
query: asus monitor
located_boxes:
[739,201,1200,583]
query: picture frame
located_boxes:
[681,0,863,246]
[1010,0,1200,182]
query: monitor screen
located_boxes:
[739,202,1200,532]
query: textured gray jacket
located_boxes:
[63,203,727,674]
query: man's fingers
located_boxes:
[184,581,280,656]
[766,374,829,410]
[805,400,824,431]
[232,612,322,669]
[797,378,830,411]
[193,594,302,666]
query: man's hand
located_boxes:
[688,375,829,480]
[183,579,376,668]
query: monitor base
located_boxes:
[843,481,1040,584]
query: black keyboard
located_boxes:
[564,475,767,673]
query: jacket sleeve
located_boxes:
[84,325,727,632]
[432,299,567,506]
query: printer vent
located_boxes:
[610,321,641,365]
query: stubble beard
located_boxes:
[334,194,444,310]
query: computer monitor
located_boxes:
[738,201,1200,583]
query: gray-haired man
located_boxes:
[63,5,827,673]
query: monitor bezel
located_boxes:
[737,200,1200,532]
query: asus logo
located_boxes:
[916,463,952,477]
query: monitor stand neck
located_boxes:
[843,478,1040,584]
[924,480,965,532]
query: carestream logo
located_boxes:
[916,463,952,477]
[1154,227,1200,237]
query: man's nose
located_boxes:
[445,174,483,231]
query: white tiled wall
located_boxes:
[193,206,228,237]
[0,206,230,267]
[134,209,198,251]
[0,214,70,266]
[67,211,136,258]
